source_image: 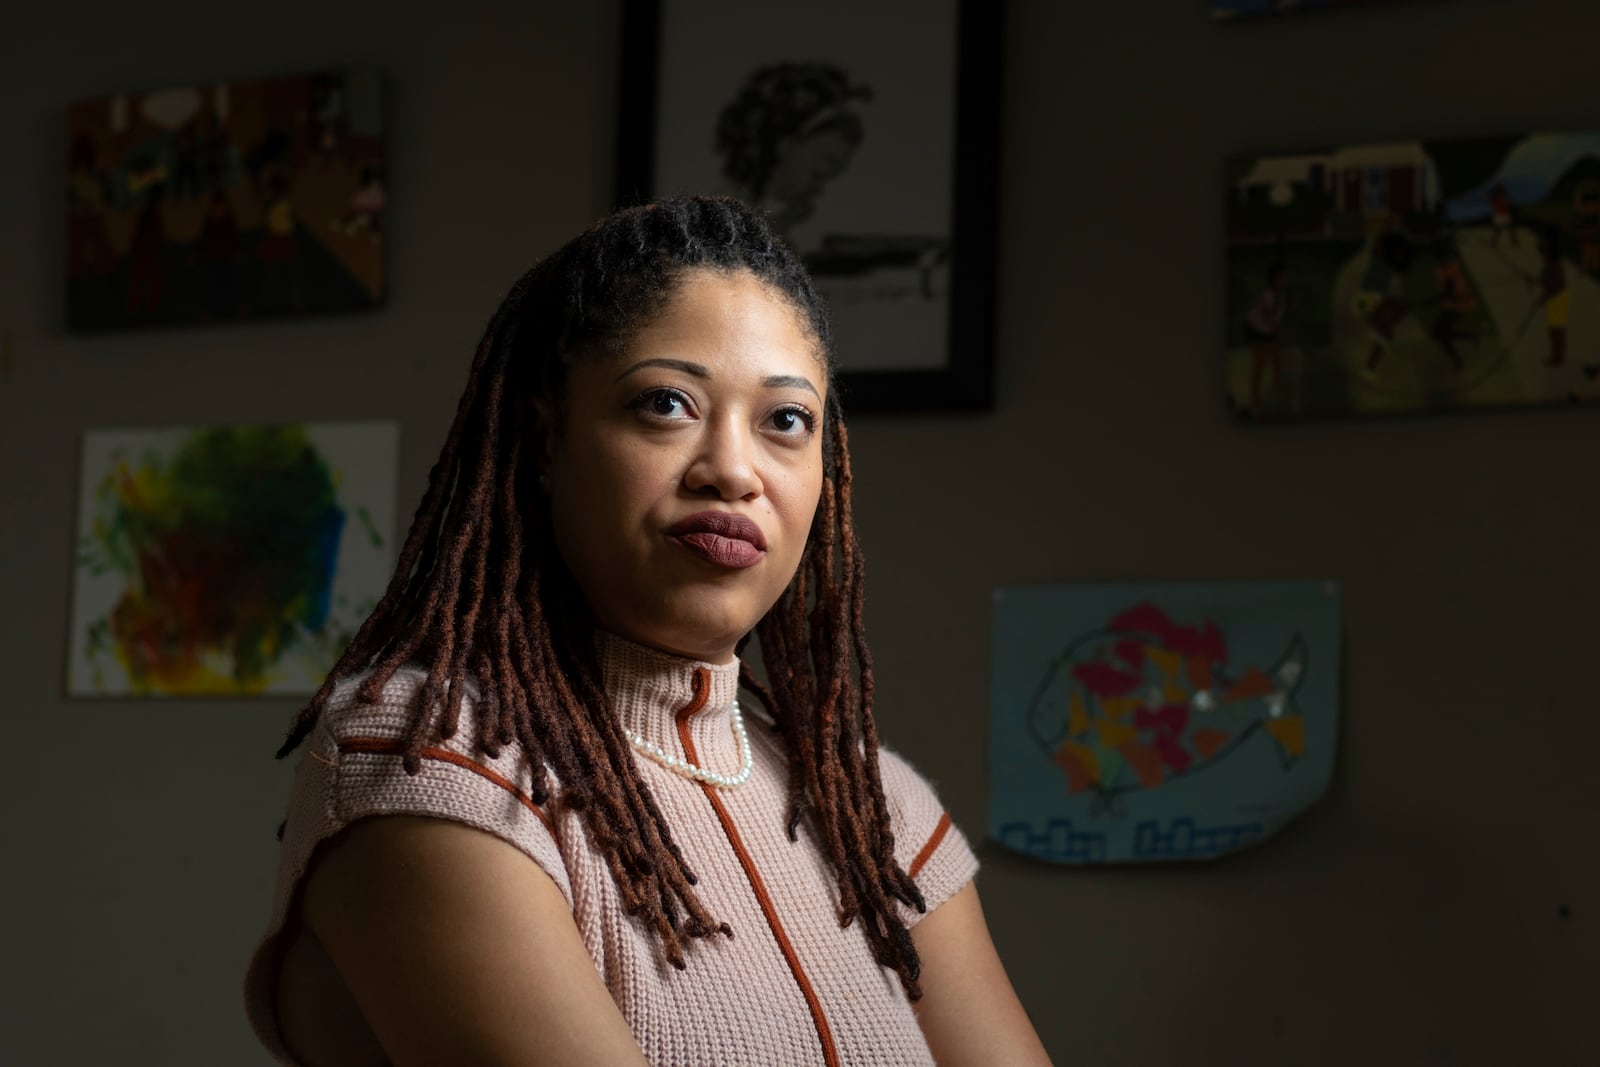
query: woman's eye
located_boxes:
[631,388,692,420]
[768,406,816,436]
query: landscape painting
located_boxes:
[68,421,398,697]
[1224,130,1600,420]
[67,69,386,331]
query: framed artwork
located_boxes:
[67,68,387,332]
[68,421,399,697]
[989,582,1341,864]
[1225,130,1600,421]
[615,0,1001,413]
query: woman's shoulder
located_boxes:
[874,744,955,816]
[317,665,472,743]
[873,744,980,919]
[298,665,573,893]
[306,667,558,840]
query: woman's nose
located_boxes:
[684,419,762,501]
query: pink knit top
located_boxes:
[244,634,979,1065]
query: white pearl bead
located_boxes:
[624,698,752,789]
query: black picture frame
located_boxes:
[615,0,1001,414]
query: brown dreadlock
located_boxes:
[276,195,929,997]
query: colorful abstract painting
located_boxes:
[989,582,1340,864]
[1226,130,1600,420]
[67,69,386,331]
[68,421,398,697]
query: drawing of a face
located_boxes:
[765,121,860,229]
[714,63,872,238]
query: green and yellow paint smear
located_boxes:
[79,426,349,694]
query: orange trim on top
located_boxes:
[337,736,554,836]
[909,812,952,879]
[675,665,711,724]
[676,668,841,1067]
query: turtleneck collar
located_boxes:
[597,630,745,775]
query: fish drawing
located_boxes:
[1025,601,1308,814]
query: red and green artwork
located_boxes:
[989,582,1340,864]
[1225,131,1600,420]
[67,69,386,331]
[69,422,397,696]
[1030,602,1307,810]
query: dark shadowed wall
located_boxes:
[0,1,1594,1063]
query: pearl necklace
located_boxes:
[623,698,753,789]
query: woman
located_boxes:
[245,196,1050,1066]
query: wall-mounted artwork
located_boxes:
[615,0,1000,412]
[68,421,398,697]
[67,69,386,332]
[1225,131,1600,420]
[989,582,1340,864]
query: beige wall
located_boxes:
[2,1,1596,1063]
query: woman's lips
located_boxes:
[666,512,767,569]
[670,532,765,568]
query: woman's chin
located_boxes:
[605,607,760,666]
[622,628,741,665]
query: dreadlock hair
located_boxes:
[276,194,929,998]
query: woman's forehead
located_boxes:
[615,270,829,379]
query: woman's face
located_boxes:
[545,268,827,664]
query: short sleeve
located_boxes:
[245,669,574,1064]
[875,746,980,927]
[317,669,573,905]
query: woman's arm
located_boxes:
[910,882,1054,1066]
[301,814,649,1067]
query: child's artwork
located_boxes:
[1211,0,1366,18]
[989,582,1340,864]
[1225,131,1600,419]
[67,69,386,331]
[68,421,399,697]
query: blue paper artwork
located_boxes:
[988,582,1341,864]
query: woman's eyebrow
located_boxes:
[614,358,709,382]
[762,374,820,399]
[615,359,820,399]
